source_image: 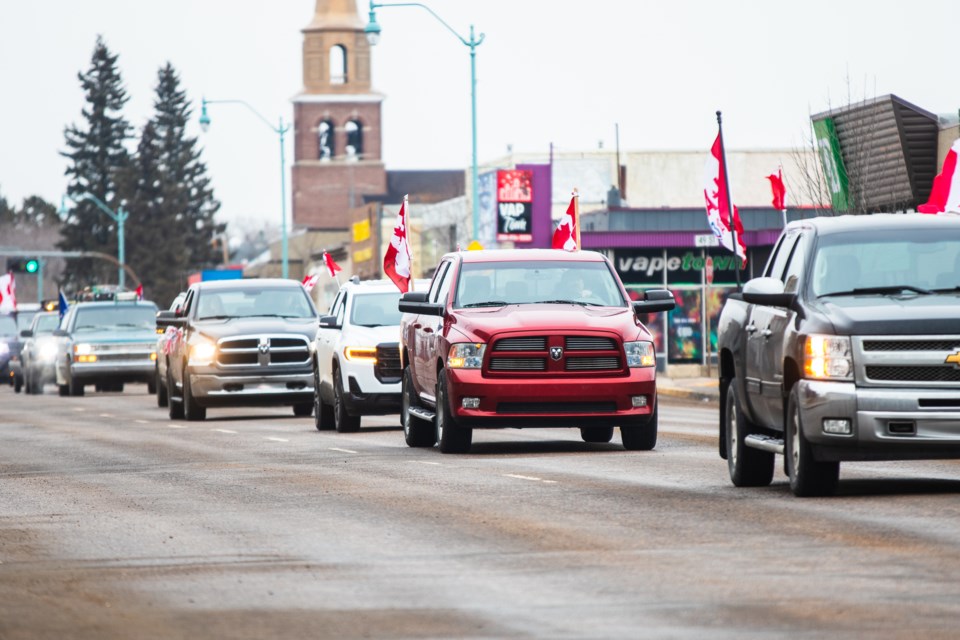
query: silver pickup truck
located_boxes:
[717,214,960,496]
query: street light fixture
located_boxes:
[199,97,291,279]
[364,1,485,243]
[59,193,129,289]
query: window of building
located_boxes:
[317,120,334,160]
[345,119,363,159]
[329,45,347,84]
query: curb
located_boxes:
[657,385,719,403]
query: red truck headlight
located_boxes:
[624,341,656,367]
[448,343,485,369]
[804,335,853,380]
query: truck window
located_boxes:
[782,236,807,293]
[428,262,452,304]
[763,233,798,281]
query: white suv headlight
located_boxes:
[804,335,853,380]
[624,341,656,368]
[447,343,485,369]
[189,339,217,366]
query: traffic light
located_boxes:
[6,258,39,273]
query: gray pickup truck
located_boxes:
[717,214,960,496]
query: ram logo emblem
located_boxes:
[550,346,563,361]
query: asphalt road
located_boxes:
[3,384,960,639]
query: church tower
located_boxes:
[292,0,386,229]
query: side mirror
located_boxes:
[156,310,185,329]
[633,288,676,314]
[20,329,33,338]
[318,315,340,329]
[742,277,797,309]
[399,291,444,316]
[52,329,69,338]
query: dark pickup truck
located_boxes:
[717,214,960,496]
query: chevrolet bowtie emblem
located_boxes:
[946,351,960,367]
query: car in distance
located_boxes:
[53,299,160,396]
[398,249,675,453]
[718,214,960,496]
[0,313,23,392]
[20,311,61,394]
[155,292,187,408]
[158,279,318,421]
[313,277,429,432]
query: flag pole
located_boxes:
[404,194,414,292]
[779,163,787,230]
[573,188,581,250]
[716,111,741,290]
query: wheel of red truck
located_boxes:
[333,368,360,433]
[621,403,658,451]
[181,367,205,421]
[313,364,335,431]
[167,368,184,419]
[402,367,436,447]
[581,427,614,443]
[436,369,471,454]
[725,377,774,487]
[786,385,839,497]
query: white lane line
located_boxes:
[100,413,113,418]
[265,437,289,443]
[213,428,238,434]
[168,424,187,429]
[329,447,357,454]
[135,420,149,424]
[414,460,442,466]
[73,408,85,412]
[504,473,543,482]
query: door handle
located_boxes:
[412,323,422,329]
[746,323,757,334]
[423,327,434,334]
[761,328,773,338]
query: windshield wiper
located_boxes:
[245,313,301,318]
[355,323,384,327]
[461,301,509,308]
[931,286,960,294]
[820,285,933,297]
[199,315,232,320]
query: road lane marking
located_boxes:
[213,428,238,434]
[329,447,357,454]
[73,408,85,412]
[135,420,149,424]
[265,437,289,443]
[412,461,442,466]
[168,424,187,429]
[505,474,543,482]
[100,413,113,418]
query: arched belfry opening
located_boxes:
[345,119,363,159]
[329,45,347,84]
[317,119,335,160]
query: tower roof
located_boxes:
[303,0,364,31]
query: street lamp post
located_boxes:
[60,193,129,289]
[199,98,290,279]
[364,1,485,243]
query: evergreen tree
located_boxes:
[59,36,132,290]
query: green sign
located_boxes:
[812,117,850,212]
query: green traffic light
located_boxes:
[24,259,39,274]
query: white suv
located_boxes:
[313,278,428,432]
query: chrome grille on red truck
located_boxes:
[487,334,623,375]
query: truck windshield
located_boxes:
[351,292,402,327]
[197,287,315,320]
[812,230,960,297]
[74,306,157,331]
[455,261,626,308]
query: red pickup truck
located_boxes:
[398,249,675,453]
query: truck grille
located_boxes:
[854,335,960,388]
[217,335,310,367]
[486,334,623,376]
[863,339,960,352]
[374,342,402,383]
[866,366,960,383]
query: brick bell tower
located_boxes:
[292,0,386,229]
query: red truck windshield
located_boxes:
[454,260,627,308]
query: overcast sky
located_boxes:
[3,0,958,232]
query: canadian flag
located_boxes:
[918,139,960,214]
[301,274,320,291]
[383,195,413,293]
[323,252,342,278]
[135,284,144,301]
[0,272,16,313]
[766,167,787,211]
[552,191,579,252]
[704,134,747,263]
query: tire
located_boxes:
[182,368,206,421]
[58,384,69,397]
[168,368,184,420]
[581,426,615,443]
[786,386,839,497]
[147,377,157,395]
[333,368,360,433]
[68,372,84,397]
[313,364,335,431]
[436,369,471,454]
[156,368,168,407]
[725,377,774,487]
[293,402,313,417]
[402,366,435,447]
[621,403,658,451]
[24,369,34,395]
[14,374,22,393]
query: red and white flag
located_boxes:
[135,284,144,301]
[704,134,747,263]
[383,195,413,293]
[323,252,342,278]
[301,274,320,291]
[552,191,579,252]
[0,272,16,313]
[918,139,960,214]
[766,167,787,211]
